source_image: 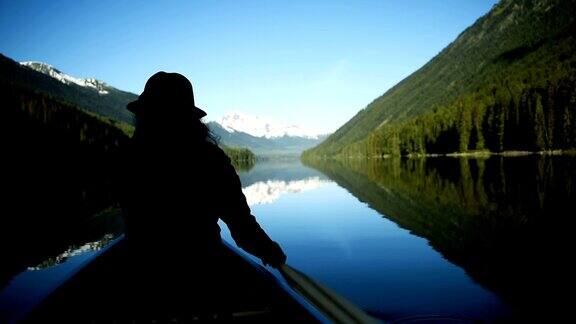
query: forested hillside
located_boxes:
[0,77,131,286]
[305,0,576,158]
[0,54,137,123]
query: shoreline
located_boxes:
[302,149,576,160]
[400,149,576,158]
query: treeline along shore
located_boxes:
[303,72,576,159]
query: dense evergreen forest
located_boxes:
[305,0,576,158]
[0,81,132,288]
[222,146,256,171]
[2,83,131,218]
[312,68,576,158]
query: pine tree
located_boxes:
[458,99,473,152]
[564,93,576,148]
[545,86,555,149]
[472,103,486,150]
[534,94,547,151]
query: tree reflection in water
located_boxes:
[304,155,575,321]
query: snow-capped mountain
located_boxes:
[219,112,320,139]
[208,121,329,156]
[20,61,110,95]
[7,56,137,124]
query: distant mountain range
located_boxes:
[208,120,328,156]
[1,54,326,156]
[218,112,320,139]
[21,62,111,95]
[305,0,576,158]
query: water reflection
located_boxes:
[3,155,572,322]
[0,207,124,294]
[27,234,116,271]
[227,159,508,321]
[0,233,121,324]
[303,155,575,321]
[238,158,329,186]
[238,158,331,205]
[242,177,331,205]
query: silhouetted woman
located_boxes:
[119,72,286,271]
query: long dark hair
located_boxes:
[193,118,219,145]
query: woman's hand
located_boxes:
[261,241,287,268]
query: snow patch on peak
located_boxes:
[20,61,109,95]
[219,112,320,139]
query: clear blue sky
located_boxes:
[0,0,498,134]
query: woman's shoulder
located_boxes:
[202,142,231,163]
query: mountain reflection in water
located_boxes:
[242,177,330,205]
[27,234,116,271]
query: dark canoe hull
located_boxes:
[22,236,322,323]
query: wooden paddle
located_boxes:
[278,264,378,324]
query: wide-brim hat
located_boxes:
[127,71,207,119]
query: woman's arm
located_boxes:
[212,146,286,267]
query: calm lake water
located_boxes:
[231,159,508,322]
[231,156,575,321]
[2,155,574,322]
